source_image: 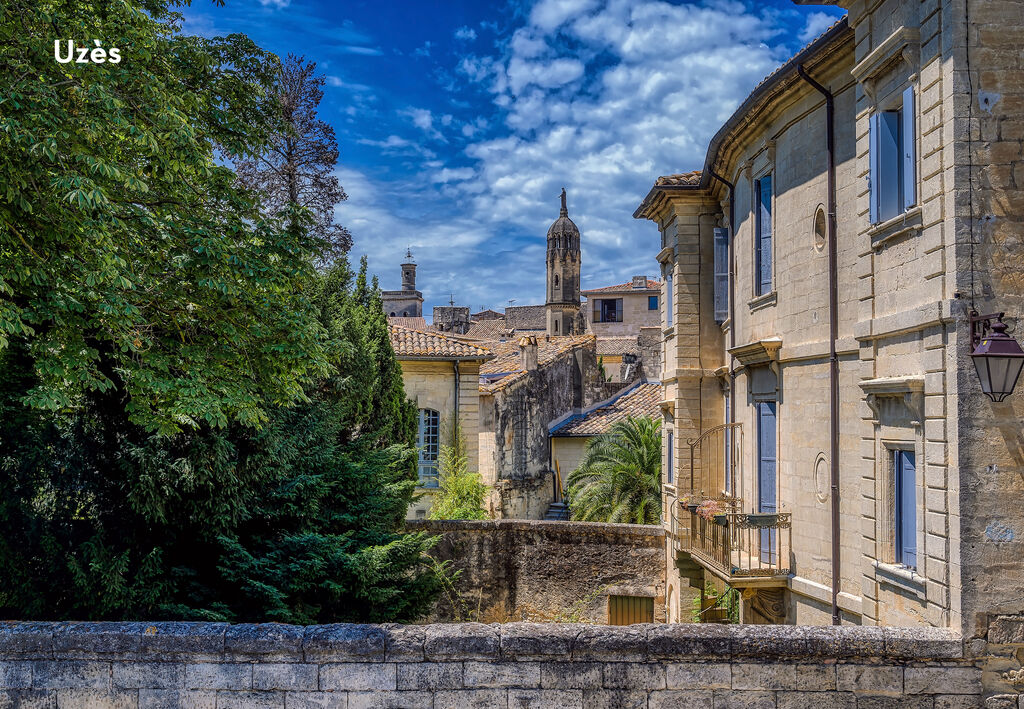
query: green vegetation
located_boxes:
[565,416,662,525]
[427,415,489,521]
[0,0,440,622]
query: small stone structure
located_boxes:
[409,519,666,624]
[0,620,999,708]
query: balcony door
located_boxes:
[757,401,777,564]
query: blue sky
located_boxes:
[182,0,845,317]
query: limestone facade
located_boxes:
[636,0,1024,635]
[582,277,662,338]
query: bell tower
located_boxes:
[545,188,581,336]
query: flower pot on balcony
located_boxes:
[713,514,728,527]
[745,513,779,527]
[685,503,699,512]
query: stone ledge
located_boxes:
[405,518,666,540]
[0,622,965,663]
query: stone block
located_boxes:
[982,696,1017,709]
[580,689,647,709]
[0,663,32,689]
[463,661,540,688]
[0,690,55,709]
[778,691,855,709]
[53,624,148,659]
[646,624,731,659]
[0,624,53,660]
[303,626,387,663]
[183,663,252,690]
[136,624,228,661]
[282,691,347,709]
[252,663,318,691]
[647,689,713,708]
[731,625,807,659]
[348,690,431,709]
[903,666,981,695]
[380,625,424,663]
[433,689,508,709]
[665,662,731,690]
[602,662,665,690]
[794,664,836,691]
[803,627,886,659]
[883,628,963,659]
[224,625,304,661]
[836,665,903,694]
[732,663,799,691]
[424,625,499,662]
[508,689,584,709]
[138,689,216,709]
[31,661,110,689]
[53,689,136,709]
[112,662,184,689]
[213,690,285,709]
[395,662,461,690]
[540,662,603,690]
[572,626,648,662]
[989,616,1024,645]
[500,624,576,661]
[856,697,933,709]
[934,696,984,709]
[320,663,396,691]
[711,690,776,709]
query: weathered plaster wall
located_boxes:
[409,519,666,624]
[0,621,996,708]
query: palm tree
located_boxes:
[565,415,661,525]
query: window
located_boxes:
[648,295,658,310]
[754,175,773,296]
[665,272,673,327]
[870,86,916,224]
[894,449,917,568]
[757,401,777,564]
[608,595,654,625]
[713,226,729,322]
[417,408,440,488]
[554,274,559,288]
[667,432,674,485]
[593,298,623,323]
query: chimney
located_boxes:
[519,335,538,371]
[631,275,648,290]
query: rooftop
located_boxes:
[550,380,662,437]
[582,279,661,295]
[389,324,493,361]
[479,334,595,393]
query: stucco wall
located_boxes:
[0,620,994,708]
[409,519,666,625]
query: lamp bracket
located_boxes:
[969,311,1005,350]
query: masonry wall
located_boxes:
[0,621,994,708]
[409,519,666,624]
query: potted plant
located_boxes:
[696,499,726,522]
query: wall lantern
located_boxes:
[970,311,1024,403]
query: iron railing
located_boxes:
[686,507,792,579]
[685,423,742,503]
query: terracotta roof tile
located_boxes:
[581,279,661,295]
[503,305,547,330]
[389,315,428,330]
[597,337,640,356]
[464,318,513,341]
[389,324,492,360]
[551,381,662,436]
[479,334,595,393]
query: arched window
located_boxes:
[554,274,560,289]
[390,312,397,317]
[417,408,440,488]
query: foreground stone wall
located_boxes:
[409,519,666,624]
[0,621,983,708]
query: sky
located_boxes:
[181,0,845,317]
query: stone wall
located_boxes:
[0,621,987,708]
[409,519,666,624]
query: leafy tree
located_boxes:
[427,415,489,521]
[565,416,662,525]
[235,54,352,262]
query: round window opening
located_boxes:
[813,206,827,252]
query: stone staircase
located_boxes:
[544,501,570,520]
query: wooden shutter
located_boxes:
[608,595,654,625]
[665,274,673,327]
[878,112,901,222]
[897,450,917,568]
[758,402,778,565]
[615,298,623,322]
[756,177,772,295]
[869,113,879,224]
[902,85,917,211]
[713,227,728,322]
[667,432,674,484]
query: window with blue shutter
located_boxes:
[757,401,777,563]
[754,176,772,296]
[869,86,917,224]
[713,227,729,322]
[648,295,658,310]
[667,432,674,485]
[895,449,917,568]
[665,272,673,327]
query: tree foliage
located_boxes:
[427,415,489,521]
[565,416,662,525]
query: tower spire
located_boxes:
[559,187,568,217]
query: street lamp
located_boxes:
[969,311,1024,403]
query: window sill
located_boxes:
[663,325,675,337]
[869,206,922,249]
[873,560,926,600]
[748,291,777,313]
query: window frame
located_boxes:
[754,172,774,297]
[648,295,659,311]
[893,447,918,569]
[593,297,623,323]
[416,408,441,488]
[869,85,917,224]
[665,271,673,328]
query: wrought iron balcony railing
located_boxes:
[685,505,792,581]
[685,423,742,502]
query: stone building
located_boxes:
[381,250,423,319]
[635,0,1024,634]
[432,306,471,335]
[582,276,662,338]
[546,188,583,337]
[388,324,492,520]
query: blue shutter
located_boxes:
[902,85,916,211]
[897,450,917,568]
[665,273,673,327]
[869,113,879,224]
[879,112,901,222]
[757,402,777,514]
[757,177,773,295]
[713,227,728,323]
[667,432,674,484]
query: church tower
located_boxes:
[545,188,581,336]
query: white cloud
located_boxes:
[455,26,477,41]
[400,108,449,142]
[799,10,838,43]
[258,0,290,8]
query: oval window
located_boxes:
[813,206,826,252]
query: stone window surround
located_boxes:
[749,163,776,303]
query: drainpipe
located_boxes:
[454,361,460,423]
[707,169,736,437]
[798,64,841,626]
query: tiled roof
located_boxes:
[597,337,640,357]
[389,315,427,330]
[389,324,492,360]
[471,309,504,321]
[655,171,702,186]
[582,279,661,295]
[479,334,595,393]
[464,318,512,341]
[550,381,662,437]
[504,305,547,330]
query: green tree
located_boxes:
[427,415,489,521]
[565,416,662,525]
